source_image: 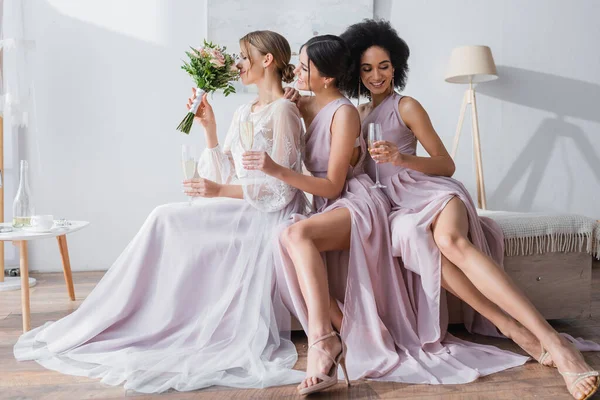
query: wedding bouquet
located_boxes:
[176,40,239,134]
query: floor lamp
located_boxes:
[445,45,497,210]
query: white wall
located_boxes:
[11,0,255,272]
[11,0,600,272]
[378,0,600,216]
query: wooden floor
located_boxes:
[1,267,599,400]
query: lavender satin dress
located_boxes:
[359,92,599,382]
[276,97,530,384]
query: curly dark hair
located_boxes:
[339,19,410,98]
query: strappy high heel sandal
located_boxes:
[559,369,599,400]
[539,345,555,367]
[298,331,350,396]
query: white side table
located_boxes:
[0,221,89,332]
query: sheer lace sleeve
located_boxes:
[196,110,238,184]
[243,101,303,212]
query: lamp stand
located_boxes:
[451,82,487,210]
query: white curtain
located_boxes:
[1,0,35,128]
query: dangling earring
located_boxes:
[357,78,361,106]
[324,83,328,89]
[391,71,395,94]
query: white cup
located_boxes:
[30,215,54,231]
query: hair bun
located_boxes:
[282,63,296,83]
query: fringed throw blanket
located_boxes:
[478,210,600,260]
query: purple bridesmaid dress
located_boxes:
[359,92,599,381]
[276,97,529,384]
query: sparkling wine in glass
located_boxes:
[368,123,387,189]
[181,144,198,205]
[239,120,254,152]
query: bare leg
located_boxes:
[281,208,351,391]
[438,250,549,364]
[433,198,597,399]
[433,209,549,364]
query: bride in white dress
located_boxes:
[14,30,308,393]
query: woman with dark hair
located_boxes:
[341,19,599,399]
[281,32,531,389]
[244,34,407,395]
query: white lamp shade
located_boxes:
[445,45,498,84]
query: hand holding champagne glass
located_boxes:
[368,123,387,189]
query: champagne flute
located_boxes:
[368,123,387,189]
[181,144,198,205]
[239,120,254,151]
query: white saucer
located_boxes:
[22,226,55,233]
[0,276,37,291]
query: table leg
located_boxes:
[18,240,30,332]
[57,235,75,301]
[1,241,4,283]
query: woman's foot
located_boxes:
[545,334,599,399]
[500,319,554,366]
[297,331,343,392]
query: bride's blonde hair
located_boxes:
[239,30,295,83]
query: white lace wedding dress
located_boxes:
[14,99,308,393]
